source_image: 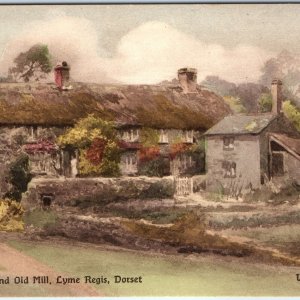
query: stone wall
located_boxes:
[22,176,175,210]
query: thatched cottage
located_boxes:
[0,68,230,197]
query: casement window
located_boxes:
[184,130,194,143]
[122,153,138,173]
[122,129,139,142]
[223,136,235,150]
[222,161,236,178]
[180,154,193,169]
[159,129,169,143]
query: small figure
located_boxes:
[54,61,73,91]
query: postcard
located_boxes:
[0,3,300,298]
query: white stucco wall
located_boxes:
[206,134,261,194]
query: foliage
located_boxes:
[24,209,58,228]
[259,50,300,104]
[0,199,24,231]
[138,157,169,177]
[140,128,159,147]
[258,93,273,113]
[202,76,269,113]
[233,83,269,113]
[283,101,300,132]
[201,75,236,96]
[86,138,107,165]
[223,96,246,113]
[5,154,32,201]
[58,115,120,177]
[138,146,160,163]
[9,44,52,82]
[140,181,175,199]
[169,143,191,160]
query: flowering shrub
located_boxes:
[0,199,24,231]
[169,143,191,160]
[58,115,120,177]
[138,146,160,163]
[86,138,107,165]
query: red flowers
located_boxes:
[86,138,107,165]
[169,143,190,160]
[138,146,160,162]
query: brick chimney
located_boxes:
[271,79,283,115]
[178,68,197,93]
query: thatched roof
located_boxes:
[0,82,231,130]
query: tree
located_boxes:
[201,76,236,96]
[4,154,32,201]
[233,83,269,113]
[283,101,300,132]
[259,50,300,106]
[258,93,273,113]
[223,96,246,114]
[9,44,52,82]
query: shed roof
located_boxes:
[270,133,300,159]
[0,82,231,130]
[204,114,277,136]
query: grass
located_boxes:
[7,239,300,296]
[23,209,58,228]
[221,224,300,256]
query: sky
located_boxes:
[0,4,300,84]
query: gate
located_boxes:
[175,176,193,196]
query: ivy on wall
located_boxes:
[57,115,120,177]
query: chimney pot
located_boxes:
[178,67,197,93]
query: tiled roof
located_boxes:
[205,114,277,135]
[270,133,300,158]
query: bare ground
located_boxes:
[0,241,102,297]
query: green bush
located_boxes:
[5,154,32,201]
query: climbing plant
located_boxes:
[58,115,120,177]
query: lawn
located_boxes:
[8,240,300,296]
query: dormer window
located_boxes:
[122,129,139,142]
[184,130,194,143]
[28,126,39,141]
[223,136,234,150]
[159,129,169,144]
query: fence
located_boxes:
[175,176,193,196]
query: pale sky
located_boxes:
[0,4,300,84]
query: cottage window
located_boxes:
[122,129,139,142]
[184,130,194,143]
[180,155,193,169]
[123,153,138,173]
[223,137,234,150]
[223,161,236,178]
[159,129,169,143]
[28,126,39,140]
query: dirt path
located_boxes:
[0,243,102,297]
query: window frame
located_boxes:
[223,136,235,151]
